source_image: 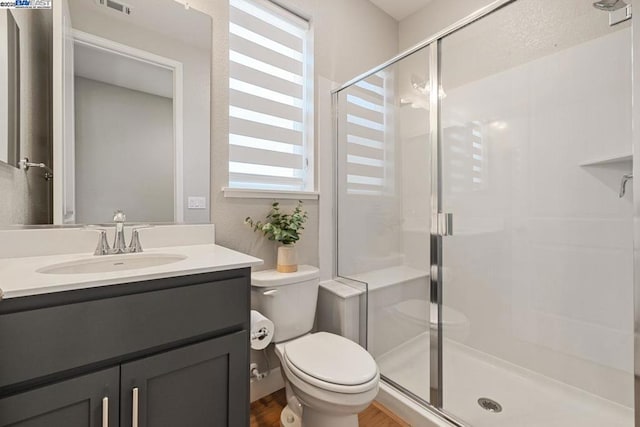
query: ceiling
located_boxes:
[69,0,211,51]
[368,0,433,21]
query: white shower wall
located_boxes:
[439,27,633,406]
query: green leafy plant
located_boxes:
[245,200,308,245]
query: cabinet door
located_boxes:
[120,331,248,427]
[0,367,119,427]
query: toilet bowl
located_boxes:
[276,332,380,427]
[252,266,380,427]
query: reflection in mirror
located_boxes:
[60,0,211,225]
[0,10,20,167]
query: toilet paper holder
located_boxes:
[251,327,270,342]
[250,309,274,350]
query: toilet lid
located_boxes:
[283,332,378,386]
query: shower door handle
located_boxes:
[438,213,453,236]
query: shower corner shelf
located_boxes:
[579,153,632,167]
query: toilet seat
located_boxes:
[282,332,379,394]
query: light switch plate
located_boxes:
[188,196,207,209]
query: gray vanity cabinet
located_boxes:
[0,367,119,427]
[0,269,251,427]
[120,332,247,427]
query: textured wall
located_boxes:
[399,0,495,51]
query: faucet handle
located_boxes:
[127,225,151,253]
[94,230,111,256]
[113,210,126,223]
[128,229,143,253]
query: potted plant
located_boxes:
[245,200,308,273]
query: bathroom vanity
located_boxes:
[0,225,262,427]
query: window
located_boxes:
[344,72,391,195]
[228,0,313,193]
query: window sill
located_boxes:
[222,187,319,200]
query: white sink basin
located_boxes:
[37,253,187,275]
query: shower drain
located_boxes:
[477,397,503,413]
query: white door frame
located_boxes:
[69,29,185,223]
[53,0,75,224]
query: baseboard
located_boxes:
[250,367,285,402]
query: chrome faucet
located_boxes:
[92,211,146,255]
[112,210,127,254]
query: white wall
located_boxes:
[68,0,211,223]
[0,9,52,225]
[74,77,174,223]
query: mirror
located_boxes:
[65,0,212,225]
[0,10,20,168]
[0,0,212,226]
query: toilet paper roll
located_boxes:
[250,310,275,350]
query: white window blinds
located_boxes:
[344,72,390,195]
[229,0,313,192]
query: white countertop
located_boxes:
[0,244,263,300]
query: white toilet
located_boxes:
[252,265,380,427]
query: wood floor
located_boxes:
[250,389,410,427]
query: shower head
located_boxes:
[593,0,627,11]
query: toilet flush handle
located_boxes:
[262,289,278,296]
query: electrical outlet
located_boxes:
[187,196,206,209]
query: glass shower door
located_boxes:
[336,46,433,404]
[437,0,634,425]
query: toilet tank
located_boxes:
[251,265,320,343]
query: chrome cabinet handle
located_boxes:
[102,397,108,427]
[132,387,139,427]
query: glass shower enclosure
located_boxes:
[334,0,634,425]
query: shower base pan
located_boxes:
[377,333,632,426]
